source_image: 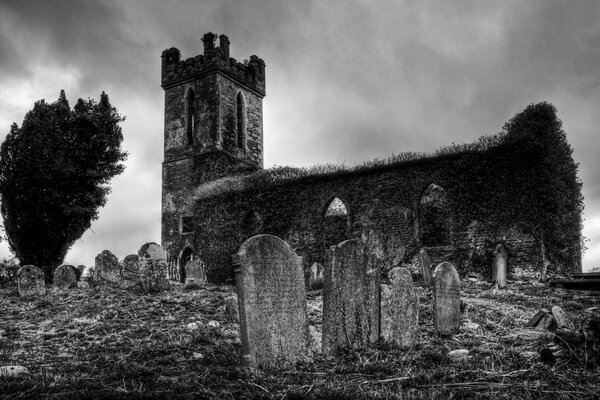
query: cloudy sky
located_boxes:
[1,0,599,271]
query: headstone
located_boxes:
[70,265,82,282]
[233,234,308,368]
[183,258,207,289]
[492,244,507,288]
[380,267,419,348]
[526,309,549,327]
[53,265,77,290]
[95,250,120,285]
[432,261,461,335]
[17,265,46,297]
[138,243,170,292]
[121,254,140,288]
[307,262,324,290]
[551,306,574,329]
[322,239,380,354]
[418,249,433,286]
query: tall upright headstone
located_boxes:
[53,265,77,290]
[183,258,208,289]
[322,239,380,354]
[492,244,507,288]
[95,250,120,285]
[121,254,140,289]
[432,262,461,335]
[380,267,419,348]
[418,248,433,286]
[138,243,170,292]
[233,234,308,368]
[17,265,46,298]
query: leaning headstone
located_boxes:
[233,234,308,368]
[551,306,574,330]
[432,262,461,335]
[183,258,207,289]
[380,267,419,348]
[121,254,140,288]
[17,265,46,298]
[53,265,77,290]
[322,239,380,354]
[418,249,433,286]
[492,244,507,288]
[95,250,120,285]
[138,243,170,292]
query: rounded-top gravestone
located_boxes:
[432,261,461,336]
[138,243,169,292]
[380,267,419,348]
[53,265,77,290]
[17,265,46,297]
[95,250,120,285]
[183,258,207,289]
[121,254,140,288]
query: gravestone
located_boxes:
[17,265,46,297]
[70,265,82,282]
[95,250,120,285]
[121,254,140,289]
[233,234,308,368]
[432,261,461,335]
[307,262,324,290]
[53,265,77,290]
[492,244,507,288]
[183,258,207,289]
[380,267,419,347]
[418,248,433,286]
[322,239,380,354]
[138,243,170,292]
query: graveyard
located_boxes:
[1,242,599,399]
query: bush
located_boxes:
[0,256,19,285]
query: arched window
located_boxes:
[236,92,246,148]
[186,89,195,145]
[323,197,350,249]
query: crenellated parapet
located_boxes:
[161,32,266,96]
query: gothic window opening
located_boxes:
[236,91,246,148]
[186,89,195,145]
[325,197,348,216]
[323,197,349,249]
[419,183,452,247]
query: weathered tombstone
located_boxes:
[95,250,120,285]
[138,243,170,292]
[69,265,82,282]
[492,244,507,288]
[380,267,419,348]
[322,239,380,354]
[418,248,433,286]
[53,265,77,290]
[551,306,574,330]
[17,265,46,298]
[183,258,207,289]
[307,262,324,290]
[233,234,308,368]
[432,261,461,335]
[121,254,140,289]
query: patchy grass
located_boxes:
[0,279,599,399]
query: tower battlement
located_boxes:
[161,33,266,95]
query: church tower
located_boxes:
[160,32,266,277]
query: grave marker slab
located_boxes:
[138,243,170,292]
[233,234,308,368]
[418,248,433,286]
[53,265,77,290]
[432,261,461,335]
[322,239,380,354]
[183,258,207,289]
[122,254,140,289]
[17,265,46,297]
[493,244,507,288]
[380,267,419,348]
[95,250,120,285]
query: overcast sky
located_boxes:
[1,0,599,271]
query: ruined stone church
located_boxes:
[161,33,582,284]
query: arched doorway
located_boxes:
[419,183,452,247]
[179,247,194,283]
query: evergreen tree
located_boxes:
[0,91,127,282]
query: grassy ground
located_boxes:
[0,278,599,399]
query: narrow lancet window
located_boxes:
[236,91,246,148]
[186,89,195,145]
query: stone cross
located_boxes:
[418,248,433,286]
[492,244,507,288]
[380,267,419,348]
[95,250,120,285]
[233,234,309,368]
[138,243,170,292]
[183,258,208,289]
[322,239,380,354]
[432,261,461,335]
[53,265,77,290]
[17,265,46,298]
